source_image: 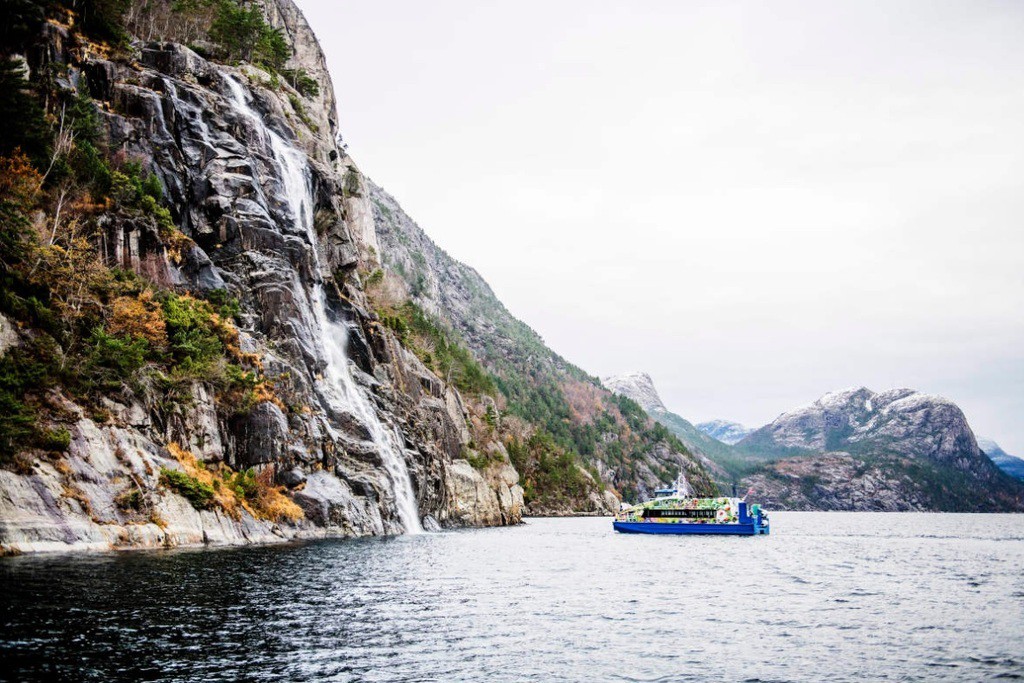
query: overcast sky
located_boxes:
[295,0,1024,454]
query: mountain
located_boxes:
[696,420,753,445]
[738,388,1024,511]
[978,438,1024,481]
[366,188,716,509]
[601,372,755,483]
[0,0,723,554]
[0,0,540,553]
[601,376,1024,511]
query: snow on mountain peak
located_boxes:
[696,420,753,445]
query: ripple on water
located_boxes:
[1,513,1024,682]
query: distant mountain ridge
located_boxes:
[978,437,1024,481]
[741,387,979,459]
[696,420,753,445]
[602,375,1024,512]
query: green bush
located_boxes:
[0,387,36,455]
[70,140,112,197]
[281,68,319,98]
[110,163,163,206]
[88,327,150,376]
[204,288,241,320]
[37,427,71,452]
[0,343,62,456]
[209,0,289,69]
[464,445,505,470]
[68,90,102,144]
[223,363,268,415]
[226,467,258,500]
[161,294,225,371]
[160,467,215,509]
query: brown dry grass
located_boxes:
[166,443,303,523]
[251,468,304,523]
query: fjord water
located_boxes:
[2,514,1023,682]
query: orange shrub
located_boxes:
[108,290,168,349]
[0,150,41,210]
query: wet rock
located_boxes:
[230,401,290,468]
[280,468,307,488]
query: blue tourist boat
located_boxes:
[613,479,770,536]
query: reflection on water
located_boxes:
[2,513,1024,682]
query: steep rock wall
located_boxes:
[0,3,522,554]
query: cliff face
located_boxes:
[601,373,666,414]
[0,1,521,554]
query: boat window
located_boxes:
[642,509,716,519]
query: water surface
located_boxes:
[3,513,1024,682]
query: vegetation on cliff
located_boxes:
[160,444,303,521]
[506,432,600,508]
[368,184,719,505]
[374,295,496,398]
[0,4,281,460]
[1,0,713,522]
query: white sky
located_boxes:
[295,0,1024,455]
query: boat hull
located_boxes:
[613,521,768,536]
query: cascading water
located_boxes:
[676,474,691,498]
[224,76,422,534]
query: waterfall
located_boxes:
[675,473,691,498]
[224,76,422,534]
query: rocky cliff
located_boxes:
[601,373,667,413]
[737,388,1024,511]
[0,0,522,554]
